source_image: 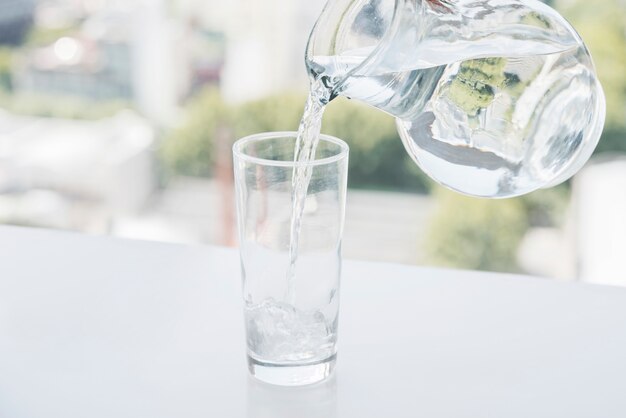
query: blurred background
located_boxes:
[0,0,624,285]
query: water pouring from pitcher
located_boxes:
[305,0,605,198]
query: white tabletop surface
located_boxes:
[1,225,626,418]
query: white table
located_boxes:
[1,225,626,418]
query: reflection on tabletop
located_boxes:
[246,375,338,418]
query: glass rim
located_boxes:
[232,131,349,168]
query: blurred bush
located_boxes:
[0,48,13,92]
[425,185,569,272]
[557,0,626,152]
[324,98,431,193]
[161,89,432,192]
[161,89,230,177]
[0,92,129,119]
[233,92,303,136]
[424,0,626,272]
[425,189,529,272]
[26,26,76,47]
[520,185,570,228]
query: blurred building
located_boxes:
[14,35,133,101]
[0,0,35,45]
[187,28,225,94]
[573,157,626,286]
[129,0,179,123]
[13,0,210,123]
[518,156,626,284]
[176,0,325,102]
[0,110,155,230]
[220,0,324,102]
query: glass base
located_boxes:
[247,354,336,386]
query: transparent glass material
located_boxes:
[306,0,605,198]
[233,132,349,386]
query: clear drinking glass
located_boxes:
[233,131,349,386]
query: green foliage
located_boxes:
[0,92,130,119]
[161,89,230,177]
[521,11,552,29]
[323,98,431,192]
[161,90,432,192]
[445,57,507,115]
[26,26,77,47]
[424,184,571,272]
[556,0,626,133]
[162,91,308,178]
[0,48,13,92]
[520,185,570,228]
[233,93,303,137]
[425,188,529,272]
[425,184,571,272]
[594,128,626,155]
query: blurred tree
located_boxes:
[595,129,626,154]
[161,90,432,192]
[425,189,528,272]
[161,88,230,177]
[0,48,13,92]
[25,26,76,47]
[232,93,303,137]
[520,185,570,228]
[445,57,509,116]
[0,92,130,119]
[557,0,626,136]
[323,98,431,192]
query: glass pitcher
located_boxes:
[306,0,605,198]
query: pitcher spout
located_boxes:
[306,0,399,86]
[304,0,605,198]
